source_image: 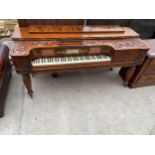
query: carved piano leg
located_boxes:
[22,73,33,97]
[123,66,136,86]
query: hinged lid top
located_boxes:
[12,25,139,41]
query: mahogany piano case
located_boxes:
[11,22,149,97]
[0,44,12,117]
[127,39,155,88]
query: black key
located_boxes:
[85,56,89,60]
[98,55,101,59]
[68,57,72,61]
[87,56,91,60]
[55,58,58,62]
[79,56,83,60]
[61,57,63,62]
[75,57,78,61]
[67,57,70,61]
[97,55,100,59]
[73,57,76,61]
[64,57,67,62]
[77,57,80,61]
[92,56,95,60]
[61,57,63,61]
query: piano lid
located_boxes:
[12,25,139,41]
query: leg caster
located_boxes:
[0,110,4,118]
[109,67,113,71]
[28,90,33,98]
[52,73,58,78]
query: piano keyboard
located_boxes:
[32,54,111,67]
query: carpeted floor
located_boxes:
[0,68,155,135]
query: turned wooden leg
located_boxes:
[22,73,33,97]
[124,66,136,86]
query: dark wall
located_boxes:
[18,19,84,26]
[87,19,155,39]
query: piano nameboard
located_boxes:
[12,25,139,41]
